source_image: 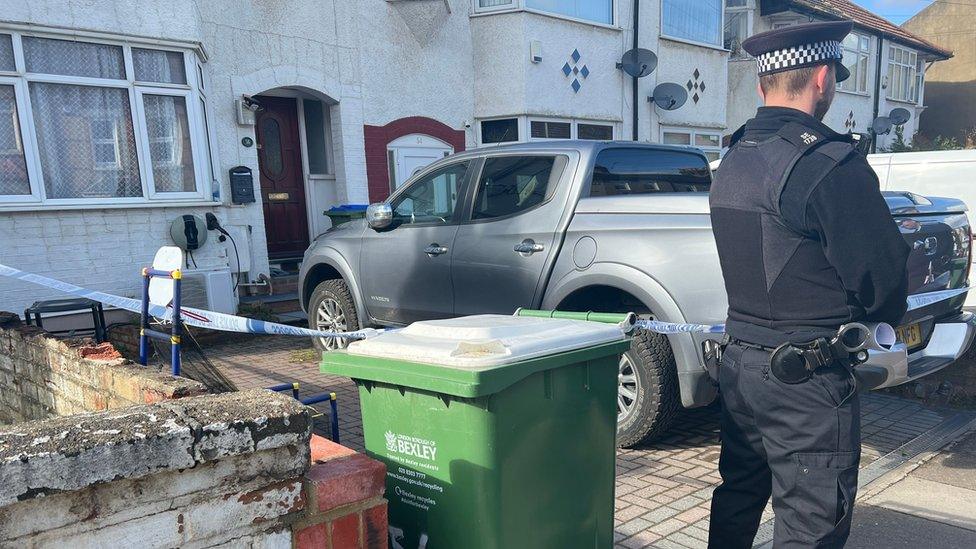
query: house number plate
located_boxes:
[268,192,290,201]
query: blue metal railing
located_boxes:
[266,382,340,443]
[139,267,182,376]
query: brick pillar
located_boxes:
[294,435,388,549]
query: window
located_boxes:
[478,0,514,8]
[887,45,920,103]
[0,29,214,205]
[482,117,615,144]
[724,0,750,58]
[525,0,612,25]
[481,118,519,144]
[472,156,558,219]
[577,123,613,140]
[662,128,722,162]
[141,94,195,193]
[0,84,28,195]
[530,120,571,139]
[393,162,468,225]
[302,99,331,175]
[0,34,14,71]
[132,48,187,85]
[662,0,722,47]
[589,148,711,196]
[31,83,142,198]
[839,33,870,94]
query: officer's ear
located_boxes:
[757,82,765,102]
[814,65,831,94]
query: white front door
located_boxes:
[388,134,453,190]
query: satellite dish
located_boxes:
[148,246,184,306]
[871,116,893,135]
[889,107,911,126]
[648,82,688,111]
[617,48,658,78]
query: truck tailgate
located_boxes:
[886,192,971,349]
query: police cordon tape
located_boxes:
[0,262,968,338]
[0,263,379,340]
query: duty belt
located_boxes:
[728,336,860,385]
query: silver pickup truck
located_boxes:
[299,141,976,446]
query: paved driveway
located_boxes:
[202,336,965,549]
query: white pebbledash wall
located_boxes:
[0,0,368,314]
[0,0,733,316]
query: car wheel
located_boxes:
[309,279,361,352]
[616,328,681,448]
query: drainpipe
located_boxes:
[631,0,640,141]
[871,35,884,153]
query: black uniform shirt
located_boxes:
[713,107,910,345]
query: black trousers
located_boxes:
[707,343,861,549]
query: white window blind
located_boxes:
[0,30,215,205]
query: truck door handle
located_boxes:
[514,239,545,256]
[424,243,449,256]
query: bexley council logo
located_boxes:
[384,430,438,461]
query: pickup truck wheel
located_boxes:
[616,328,680,448]
[309,279,361,352]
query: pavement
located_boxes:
[198,335,976,548]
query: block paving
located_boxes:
[204,336,951,549]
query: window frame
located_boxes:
[133,86,207,200]
[837,32,871,95]
[479,116,522,145]
[723,0,752,59]
[0,26,216,208]
[298,97,335,178]
[528,118,573,141]
[886,44,921,104]
[471,0,617,28]
[0,75,40,202]
[485,116,616,145]
[660,0,725,50]
[660,127,722,162]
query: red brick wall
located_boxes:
[294,435,388,549]
[364,117,466,203]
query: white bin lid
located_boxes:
[346,314,628,370]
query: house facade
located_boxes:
[724,0,951,151]
[0,0,733,315]
[903,1,976,145]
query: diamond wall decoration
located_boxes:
[688,68,706,104]
[844,110,857,132]
[562,49,589,93]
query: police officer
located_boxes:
[707,21,910,548]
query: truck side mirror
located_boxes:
[366,203,393,230]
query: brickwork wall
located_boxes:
[295,435,389,549]
[0,313,206,424]
[0,390,387,548]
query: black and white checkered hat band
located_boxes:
[756,40,842,74]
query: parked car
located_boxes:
[868,149,976,307]
[299,141,976,447]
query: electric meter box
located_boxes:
[229,166,255,204]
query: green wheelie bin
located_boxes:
[321,314,631,549]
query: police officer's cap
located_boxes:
[742,21,853,83]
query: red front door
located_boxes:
[256,96,309,260]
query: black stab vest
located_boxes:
[710,122,857,347]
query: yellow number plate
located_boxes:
[896,323,923,348]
